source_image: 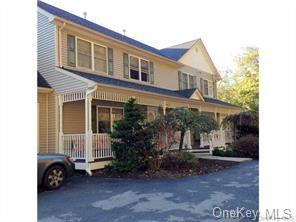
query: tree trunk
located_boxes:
[179,131,185,152]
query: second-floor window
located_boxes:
[200,78,214,97]
[94,44,107,72]
[67,35,113,75]
[178,71,197,90]
[129,55,149,82]
[77,39,92,69]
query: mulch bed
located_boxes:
[91,159,239,179]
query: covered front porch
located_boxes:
[57,84,237,172]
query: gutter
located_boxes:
[85,85,98,176]
[58,22,66,67]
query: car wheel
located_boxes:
[43,165,66,190]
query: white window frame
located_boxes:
[181,72,195,89]
[74,36,108,74]
[202,79,214,97]
[208,80,213,97]
[128,54,150,83]
[96,106,124,133]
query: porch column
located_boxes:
[85,95,94,163]
[58,96,64,154]
[162,101,167,115]
[184,130,192,149]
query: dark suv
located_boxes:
[38,154,75,190]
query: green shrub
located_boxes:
[108,98,155,173]
[161,151,198,170]
[213,145,234,157]
[234,135,259,159]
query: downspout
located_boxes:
[58,22,66,67]
[85,85,98,176]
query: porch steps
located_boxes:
[189,148,211,156]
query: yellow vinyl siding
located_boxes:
[38,91,57,153]
[38,93,48,153]
[63,100,85,134]
[60,29,180,90]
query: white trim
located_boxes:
[73,36,108,74]
[93,43,108,74]
[46,93,49,153]
[180,71,196,90]
[76,37,92,70]
[129,54,150,83]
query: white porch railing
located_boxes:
[92,133,113,159]
[200,130,234,152]
[62,134,86,159]
[62,133,113,160]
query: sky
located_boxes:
[42,0,259,74]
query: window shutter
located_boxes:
[200,78,204,94]
[213,82,217,98]
[107,47,114,75]
[189,75,194,89]
[67,35,76,67]
[123,53,129,79]
[149,62,154,84]
[193,76,197,88]
[178,71,183,90]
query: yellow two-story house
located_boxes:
[37,1,240,172]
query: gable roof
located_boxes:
[38,1,178,62]
[38,71,51,88]
[176,88,204,101]
[62,68,239,108]
[160,39,198,61]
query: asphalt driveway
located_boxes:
[38,161,258,222]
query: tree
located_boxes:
[218,47,259,112]
[109,98,154,172]
[165,107,218,151]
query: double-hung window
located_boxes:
[97,107,124,133]
[130,56,140,80]
[77,39,92,69]
[129,56,149,82]
[67,35,111,74]
[200,79,213,97]
[182,73,188,89]
[94,44,107,73]
[203,79,209,95]
[178,72,196,90]
[141,60,149,82]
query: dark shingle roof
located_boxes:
[38,71,51,88]
[159,48,189,60]
[204,97,240,108]
[63,68,239,108]
[38,1,177,61]
[175,88,197,98]
[63,68,187,99]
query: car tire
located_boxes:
[43,165,66,190]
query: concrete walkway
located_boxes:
[197,155,253,162]
[38,161,258,222]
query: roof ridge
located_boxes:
[161,38,200,50]
[38,1,176,61]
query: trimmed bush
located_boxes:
[213,145,234,157]
[234,135,259,159]
[161,151,198,170]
